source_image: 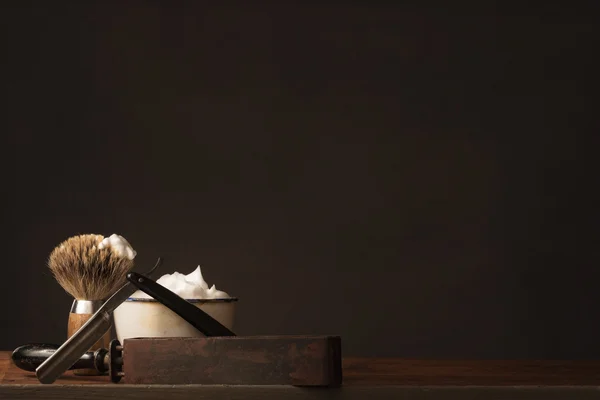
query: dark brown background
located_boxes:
[1,3,597,358]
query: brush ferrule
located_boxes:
[70,299,103,314]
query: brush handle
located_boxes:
[68,300,112,376]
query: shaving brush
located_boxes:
[47,233,136,375]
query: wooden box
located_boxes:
[122,335,342,386]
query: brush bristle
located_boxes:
[48,234,134,300]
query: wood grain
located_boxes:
[4,351,600,386]
[122,336,341,386]
[0,353,5,383]
[5,352,600,399]
[3,385,600,400]
[67,313,112,376]
[342,358,600,386]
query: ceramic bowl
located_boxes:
[112,297,237,343]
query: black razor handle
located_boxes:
[127,271,236,337]
[11,344,101,372]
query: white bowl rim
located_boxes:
[125,297,238,303]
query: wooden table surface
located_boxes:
[3,351,600,399]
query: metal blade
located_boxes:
[36,281,138,384]
[93,280,140,315]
